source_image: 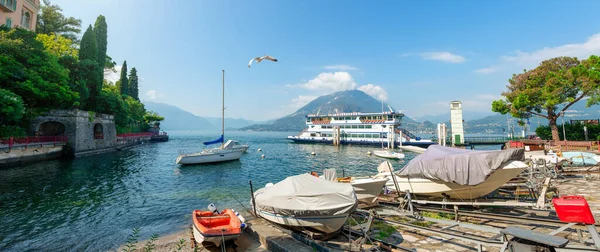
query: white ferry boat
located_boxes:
[287,110,434,148]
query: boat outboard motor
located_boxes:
[207,203,219,214]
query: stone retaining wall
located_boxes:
[30,109,118,156]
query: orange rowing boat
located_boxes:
[192,209,241,247]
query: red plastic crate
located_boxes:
[552,196,596,225]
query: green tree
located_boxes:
[58,55,87,108]
[492,56,600,142]
[93,15,107,69]
[129,67,139,100]
[35,33,78,58]
[78,25,101,110]
[0,88,24,124]
[0,27,78,109]
[79,25,97,62]
[36,0,82,42]
[119,61,129,96]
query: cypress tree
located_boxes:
[78,25,101,110]
[94,15,107,69]
[119,61,129,95]
[79,25,97,62]
[129,67,139,101]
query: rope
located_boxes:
[220,229,225,252]
[227,193,250,211]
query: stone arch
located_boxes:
[37,121,66,136]
[94,123,104,139]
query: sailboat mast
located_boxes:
[381,99,384,149]
[222,69,225,149]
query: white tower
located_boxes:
[450,101,464,146]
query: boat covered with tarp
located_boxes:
[398,145,525,186]
[252,174,357,233]
[375,145,528,199]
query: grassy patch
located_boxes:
[410,220,435,228]
[373,221,397,240]
[420,211,455,220]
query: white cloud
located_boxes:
[358,84,388,101]
[420,52,466,63]
[103,65,121,84]
[502,34,600,68]
[291,95,318,109]
[146,90,160,100]
[296,72,357,92]
[460,94,502,111]
[324,65,358,71]
[474,66,501,74]
[477,33,600,73]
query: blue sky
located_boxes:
[54,0,600,121]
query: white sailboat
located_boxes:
[176,70,249,165]
[373,98,404,160]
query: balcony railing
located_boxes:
[0,0,17,12]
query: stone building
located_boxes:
[30,110,118,156]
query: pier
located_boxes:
[0,136,69,167]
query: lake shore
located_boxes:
[116,226,265,252]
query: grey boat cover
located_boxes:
[253,174,357,217]
[397,145,525,186]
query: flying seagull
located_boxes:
[248,55,278,68]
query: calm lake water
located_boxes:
[1,131,427,251]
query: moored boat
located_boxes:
[252,174,357,234]
[191,207,241,247]
[320,168,388,204]
[373,150,405,159]
[175,70,249,165]
[346,177,389,204]
[286,110,434,148]
[374,146,527,199]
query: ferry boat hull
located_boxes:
[286,136,435,147]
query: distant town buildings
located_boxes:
[0,0,40,31]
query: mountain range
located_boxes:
[145,91,600,135]
[143,101,265,131]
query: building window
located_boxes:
[21,11,31,29]
[94,123,104,139]
[6,17,11,28]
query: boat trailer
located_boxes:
[368,195,600,251]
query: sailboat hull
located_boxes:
[176,149,244,165]
[350,178,388,204]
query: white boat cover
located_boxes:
[253,174,357,216]
[322,168,337,181]
[397,145,525,186]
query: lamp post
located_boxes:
[584,125,589,141]
[561,112,566,142]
